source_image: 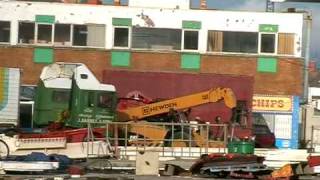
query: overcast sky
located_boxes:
[206,0,320,61]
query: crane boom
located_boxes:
[118,87,236,121]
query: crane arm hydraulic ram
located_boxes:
[118,87,236,121]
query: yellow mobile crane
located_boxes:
[116,87,237,147]
[118,87,236,121]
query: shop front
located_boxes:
[253,95,300,149]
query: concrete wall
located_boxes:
[0,1,304,56]
[0,47,303,96]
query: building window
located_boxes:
[54,24,71,46]
[132,27,181,50]
[278,33,294,55]
[36,24,53,45]
[260,33,276,54]
[207,31,223,52]
[312,96,320,116]
[207,31,258,53]
[73,25,88,46]
[0,21,10,43]
[72,24,106,47]
[183,30,199,50]
[18,22,35,44]
[114,27,129,48]
[86,24,105,47]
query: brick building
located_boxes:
[0,0,304,148]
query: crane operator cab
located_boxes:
[33,63,117,128]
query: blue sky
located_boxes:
[207,0,320,60]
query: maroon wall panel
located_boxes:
[103,70,254,125]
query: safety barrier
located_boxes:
[105,122,228,159]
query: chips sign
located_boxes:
[253,95,293,112]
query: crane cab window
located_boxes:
[52,90,70,103]
[98,93,114,109]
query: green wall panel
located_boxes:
[112,18,132,26]
[34,48,54,64]
[257,57,277,73]
[181,53,201,70]
[182,20,202,29]
[35,15,55,24]
[259,24,278,33]
[111,51,131,67]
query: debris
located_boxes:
[271,163,305,179]
[162,164,188,176]
[67,165,85,176]
[135,151,159,175]
[190,153,269,179]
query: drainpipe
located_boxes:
[303,13,312,104]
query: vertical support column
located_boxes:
[291,96,300,149]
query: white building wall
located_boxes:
[309,87,320,103]
[0,1,304,56]
[129,0,190,9]
[305,87,320,148]
[0,68,20,126]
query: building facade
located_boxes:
[0,1,304,147]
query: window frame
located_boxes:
[277,33,295,56]
[131,27,182,51]
[71,24,88,47]
[17,21,36,45]
[182,29,199,52]
[70,24,106,49]
[258,32,278,55]
[112,25,131,49]
[52,90,70,104]
[97,92,115,109]
[54,23,72,47]
[0,21,11,44]
[35,22,54,46]
[206,30,260,55]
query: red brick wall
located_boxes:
[0,46,303,95]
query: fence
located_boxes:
[105,122,229,159]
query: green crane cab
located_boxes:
[33,63,117,128]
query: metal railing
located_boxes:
[105,122,228,159]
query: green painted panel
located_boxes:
[0,68,9,111]
[259,24,278,33]
[35,15,55,24]
[111,51,131,67]
[182,20,202,29]
[181,53,201,70]
[34,48,54,64]
[257,57,277,73]
[112,18,132,26]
